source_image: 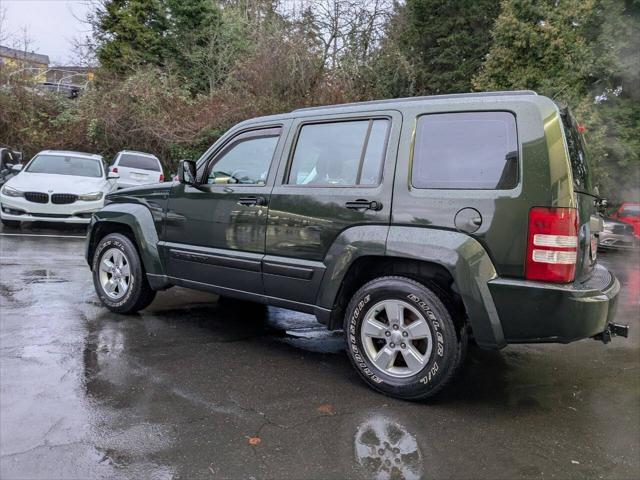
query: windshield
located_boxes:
[26,154,103,178]
[620,205,640,217]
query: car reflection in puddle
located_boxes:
[355,416,423,480]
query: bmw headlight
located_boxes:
[78,191,104,201]
[1,185,24,197]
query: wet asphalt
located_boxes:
[0,222,638,480]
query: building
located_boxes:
[0,45,50,80]
[46,66,94,86]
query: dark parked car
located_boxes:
[85,91,626,400]
[0,148,22,187]
[599,216,638,251]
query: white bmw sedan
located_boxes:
[0,150,118,227]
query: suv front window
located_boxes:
[206,133,280,185]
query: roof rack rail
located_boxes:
[292,90,537,113]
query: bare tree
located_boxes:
[292,0,392,70]
[12,25,33,55]
[0,6,9,45]
[69,35,98,68]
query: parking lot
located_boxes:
[0,222,638,480]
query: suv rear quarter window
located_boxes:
[412,111,518,189]
[118,153,161,172]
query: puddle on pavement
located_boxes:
[355,416,423,480]
[0,282,17,299]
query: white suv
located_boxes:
[110,151,164,189]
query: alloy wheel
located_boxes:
[98,248,131,300]
[360,299,433,378]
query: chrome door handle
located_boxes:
[345,199,383,211]
[237,196,267,206]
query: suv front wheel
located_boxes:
[344,276,467,400]
[92,233,156,313]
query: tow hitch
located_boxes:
[594,323,630,344]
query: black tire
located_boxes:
[92,233,156,313]
[344,276,467,401]
[1,219,20,228]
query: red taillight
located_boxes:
[111,167,118,173]
[159,174,164,182]
[525,207,578,283]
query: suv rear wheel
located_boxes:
[92,233,156,313]
[344,276,467,400]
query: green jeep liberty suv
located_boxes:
[86,91,626,400]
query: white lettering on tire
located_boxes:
[349,295,383,383]
[407,293,445,385]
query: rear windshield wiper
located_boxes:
[575,189,602,200]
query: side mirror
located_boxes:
[10,164,22,173]
[107,171,120,179]
[178,160,198,186]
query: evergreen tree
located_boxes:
[398,0,500,95]
[474,0,639,198]
[165,0,225,93]
[94,0,256,94]
[94,0,170,73]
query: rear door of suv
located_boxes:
[264,110,401,305]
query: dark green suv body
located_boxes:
[86,91,624,400]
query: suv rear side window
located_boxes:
[287,119,390,186]
[118,153,161,172]
[412,112,518,189]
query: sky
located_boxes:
[1,0,93,65]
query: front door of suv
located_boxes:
[162,125,287,294]
[264,111,401,305]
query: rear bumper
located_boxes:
[489,263,620,344]
[117,180,158,189]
